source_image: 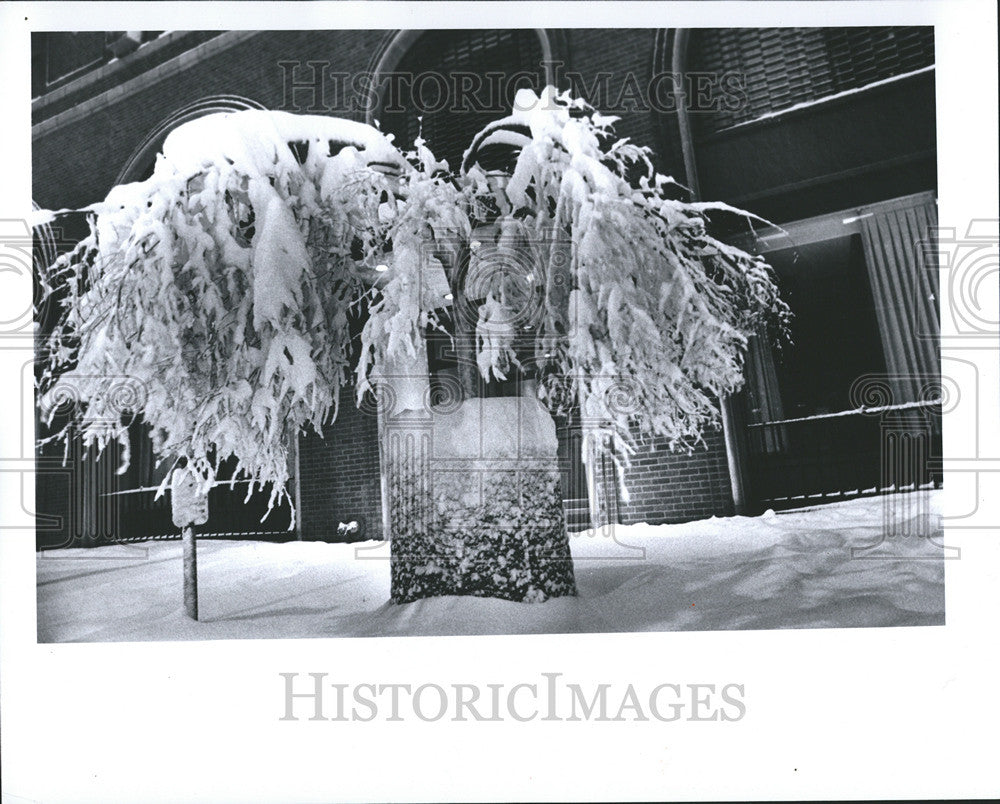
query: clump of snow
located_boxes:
[36,491,945,641]
[354,161,471,403]
[158,110,406,180]
[474,294,517,381]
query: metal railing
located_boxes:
[743,399,942,512]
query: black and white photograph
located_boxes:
[1,2,998,802]
[31,24,947,640]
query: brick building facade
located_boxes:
[32,28,939,547]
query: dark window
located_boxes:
[737,232,906,507]
[378,29,545,171]
[378,31,547,402]
[43,32,112,86]
[762,234,887,418]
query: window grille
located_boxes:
[688,27,935,133]
[378,29,545,171]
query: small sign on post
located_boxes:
[171,468,209,620]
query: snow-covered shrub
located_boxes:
[458,87,790,485]
[37,111,407,512]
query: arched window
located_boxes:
[374,29,548,170]
[366,30,557,401]
[367,31,598,528]
[688,27,935,134]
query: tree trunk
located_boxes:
[381,222,576,603]
[384,396,577,603]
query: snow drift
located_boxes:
[36,491,945,642]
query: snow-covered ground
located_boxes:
[36,490,945,642]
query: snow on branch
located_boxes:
[37,111,408,517]
[459,87,790,477]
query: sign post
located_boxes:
[182,524,198,620]
[171,468,209,621]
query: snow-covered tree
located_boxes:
[37,111,415,512]
[36,88,788,604]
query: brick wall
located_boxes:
[561,29,667,168]
[297,386,383,542]
[32,30,385,208]
[32,29,684,209]
[550,29,731,525]
[599,429,735,525]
